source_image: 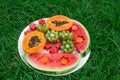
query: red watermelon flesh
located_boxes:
[26,53,80,72]
[70,21,90,53]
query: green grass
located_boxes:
[0,0,120,80]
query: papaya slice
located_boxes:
[22,30,46,54]
[46,15,73,31]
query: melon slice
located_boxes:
[69,20,90,57]
[25,53,80,74]
[46,15,73,31]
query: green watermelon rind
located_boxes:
[25,54,81,75]
[81,44,91,57]
[72,20,90,57]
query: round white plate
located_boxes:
[18,18,90,76]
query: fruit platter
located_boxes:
[18,15,90,76]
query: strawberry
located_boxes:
[54,42,61,49]
[44,41,52,50]
[38,19,45,25]
[49,47,58,54]
[29,23,37,31]
[24,29,32,35]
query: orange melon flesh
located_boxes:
[46,15,73,31]
[22,30,46,54]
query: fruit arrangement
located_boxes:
[21,15,90,75]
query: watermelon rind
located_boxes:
[81,44,91,57]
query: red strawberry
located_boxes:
[49,47,58,54]
[24,29,32,35]
[44,41,52,50]
[38,19,45,25]
[29,23,37,31]
[54,42,61,49]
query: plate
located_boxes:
[18,18,90,76]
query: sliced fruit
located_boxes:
[54,42,61,49]
[61,40,74,53]
[46,15,73,31]
[24,29,32,35]
[37,24,49,33]
[38,19,45,25]
[69,23,78,31]
[76,37,83,43]
[39,55,49,64]
[59,31,73,40]
[70,20,90,56]
[25,53,80,74]
[44,41,52,50]
[37,19,49,33]
[49,47,58,54]
[72,25,78,31]
[29,23,37,31]
[60,57,69,65]
[45,30,59,42]
[22,30,46,54]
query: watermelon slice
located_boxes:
[25,53,80,74]
[69,20,90,57]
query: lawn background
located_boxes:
[0,0,120,80]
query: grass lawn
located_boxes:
[0,0,120,80]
